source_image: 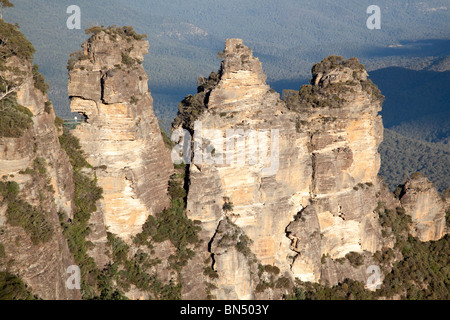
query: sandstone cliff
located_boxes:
[68,27,173,242]
[1,25,447,300]
[399,173,446,241]
[287,55,386,285]
[0,21,80,299]
[174,40,388,299]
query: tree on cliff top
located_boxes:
[0,0,14,20]
[0,19,35,62]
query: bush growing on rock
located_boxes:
[0,94,33,138]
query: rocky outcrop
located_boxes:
[0,39,79,299]
[176,41,385,299]
[68,28,173,241]
[399,174,446,241]
[286,206,321,283]
[320,253,382,289]
[208,218,259,300]
[2,25,447,300]
[290,55,385,270]
[176,39,311,299]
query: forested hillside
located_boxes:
[390,111,450,145]
[372,65,450,192]
[379,129,450,192]
[370,67,450,128]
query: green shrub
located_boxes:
[0,94,33,138]
[446,209,450,229]
[0,180,19,201]
[0,272,36,300]
[94,264,128,300]
[168,179,186,200]
[73,170,102,215]
[275,276,292,289]
[135,174,200,274]
[85,25,147,41]
[0,243,5,258]
[235,233,253,257]
[44,101,52,114]
[290,279,374,300]
[161,129,174,150]
[159,281,182,300]
[33,157,47,175]
[285,286,306,300]
[203,266,219,279]
[121,53,136,67]
[287,83,332,110]
[311,55,345,74]
[0,180,53,245]
[6,198,53,245]
[0,19,35,62]
[222,197,233,213]
[345,252,364,268]
[58,130,90,169]
[129,95,138,104]
[58,130,103,299]
[172,72,220,131]
[360,78,384,102]
[378,234,450,299]
[410,171,423,180]
[107,232,129,264]
[377,202,412,245]
[54,116,64,128]
[263,265,280,275]
[32,64,48,95]
[67,49,89,71]
[85,26,104,36]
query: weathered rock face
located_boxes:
[399,174,446,241]
[177,39,311,299]
[290,56,385,269]
[320,253,382,289]
[2,27,447,300]
[209,218,258,300]
[177,42,385,299]
[0,53,80,299]
[68,30,173,241]
[286,206,322,282]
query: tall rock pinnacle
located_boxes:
[68,27,173,240]
[177,39,313,299]
[177,41,386,299]
[207,39,269,111]
[286,55,385,285]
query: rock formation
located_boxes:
[68,27,173,241]
[0,21,79,299]
[1,24,448,300]
[287,55,385,283]
[399,173,446,241]
[176,40,388,299]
